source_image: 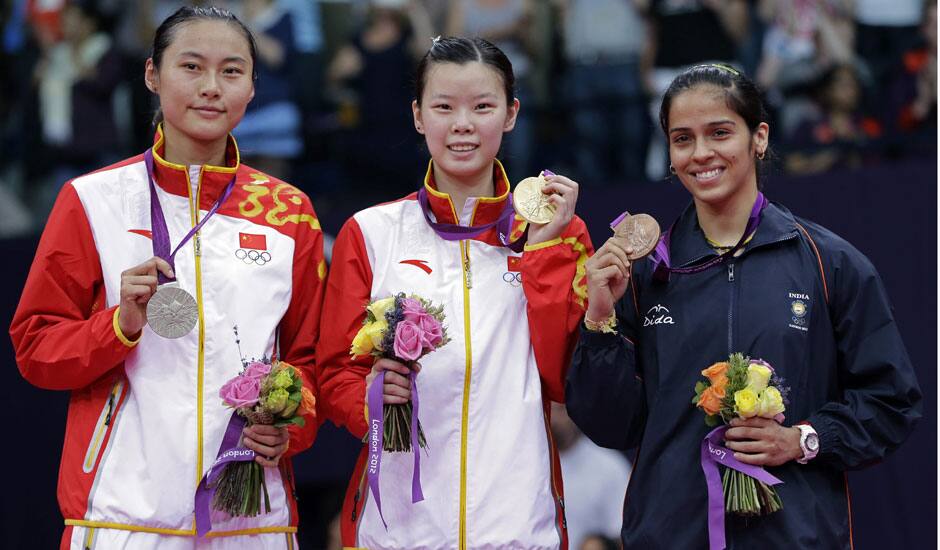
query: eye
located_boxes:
[672,134,690,144]
[475,103,494,110]
[223,66,244,76]
[433,103,451,111]
[182,63,199,71]
[713,128,731,138]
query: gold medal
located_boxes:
[612,213,661,260]
[512,175,556,225]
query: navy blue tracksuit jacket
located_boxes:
[566,201,922,549]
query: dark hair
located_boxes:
[149,7,258,126]
[659,64,772,182]
[414,37,515,106]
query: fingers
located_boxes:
[732,452,769,466]
[724,439,769,454]
[123,257,175,279]
[242,425,290,467]
[373,358,413,376]
[382,371,412,404]
[723,426,762,441]
[152,257,175,280]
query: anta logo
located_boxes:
[400,259,432,274]
[643,304,675,327]
[788,291,810,332]
[128,229,153,239]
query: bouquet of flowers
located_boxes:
[350,293,449,452]
[211,357,315,518]
[693,353,789,517]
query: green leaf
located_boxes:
[694,381,707,394]
[274,416,305,428]
[704,414,719,427]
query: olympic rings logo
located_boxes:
[235,248,272,265]
[502,272,522,287]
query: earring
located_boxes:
[757,150,766,160]
[669,164,676,175]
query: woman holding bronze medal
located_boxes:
[11,7,325,548]
[566,64,921,549]
[316,37,593,549]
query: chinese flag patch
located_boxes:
[239,232,267,250]
[507,256,522,272]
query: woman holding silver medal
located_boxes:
[566,64,921,549]
[11,6,325,549]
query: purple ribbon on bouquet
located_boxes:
[366,370,424,530]
[647,192,768,282]
[415,169,560,252]
[194,414,256,537]
[701,425,783,550]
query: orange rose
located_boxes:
[701,362,730,391]
[300,386,317,417]
[697,385,726,416]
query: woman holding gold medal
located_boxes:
[566,64,921,549]
[11,7,325,548]
[316,37,593,549]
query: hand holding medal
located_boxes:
[118,256,175,339]
[514,170,580,246]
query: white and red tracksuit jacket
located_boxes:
[316,161,594,550]
[10,128,326,545]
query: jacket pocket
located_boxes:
[82,380,124,474]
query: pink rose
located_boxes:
[219,375,261,408]
[393,320,424,361]
[243,361,272,381]
[400,298,424,324]
[417,314,444,350]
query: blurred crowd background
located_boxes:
[0,1,936,549]
[0,0,936,237]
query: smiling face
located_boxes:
[667,85,768,210]
[145,19,255,155]
[412,61,519,189]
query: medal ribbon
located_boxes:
[701,425,783,550]
[144,148,237,284]
[365,367,424,531]
[640,192,768,282]
[194,413,256,537]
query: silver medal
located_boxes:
[146,282,198,339]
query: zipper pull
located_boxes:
[104,387,116,426]
[463,244,472,289]
[194,234,201,257]
[728,263,735,282]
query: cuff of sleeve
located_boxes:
[524,237,563,252]
[112,307,141,347]
[579,324,628,348]
[807,413,838,459]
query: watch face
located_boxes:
[806,433,820,452]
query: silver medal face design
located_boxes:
[146,283,198,339]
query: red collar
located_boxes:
[148,124,240,206]
[421,160,512,227]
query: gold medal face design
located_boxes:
[612,213,661,260]
[146,283,198,339]
[512,176,556,225]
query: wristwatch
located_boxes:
[796,423,820,464]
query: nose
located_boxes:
[691,138,714,163]
[199,72,221,99]
[452,109,474,133]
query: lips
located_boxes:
[447,143,478,153]
[192,106,224,115]
[692,167,725,182]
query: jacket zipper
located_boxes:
[727,262,736,354]
[187,165,207,490]
[458,239,474,550]
[82,380,124,473]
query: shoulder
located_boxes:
[230,166,321,236]
[352,192,420,230]
[791,215,878,276]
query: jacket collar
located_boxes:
[422,159,511,226]
[668,199,800,268]
[148,124,240,205]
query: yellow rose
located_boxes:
[757,386,786,418]
[746,363,773,393]
[350,326,374,357]
[734,388,759,418]
[367,297,396,322]
[364,318,388,351]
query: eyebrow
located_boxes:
[669,119,737,134]
[429,92,499,100]
[176,51,249,65]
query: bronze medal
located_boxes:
[612,213,661,260]
[512,175,556,225]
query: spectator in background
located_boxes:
[557,0,649,185]
[446,0,537,177]
[232,0,303,181]
[34,0,122,217]
[579,534,622,550]
[637,0,748,180]
[551,402,631,550]
[854,0,924,114]
[886,0,936,154]
[784,63,881,175]
[327,0,431,199]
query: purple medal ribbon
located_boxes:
[194,414,257,537]
[700,425,783,550]
[415,169,561,253]
[365,369,424,530]
[144,149,236,284]
[640,192,768,282]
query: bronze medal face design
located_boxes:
[612,213,661,260]
[146,283,198,339]
[512,176,556,225]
